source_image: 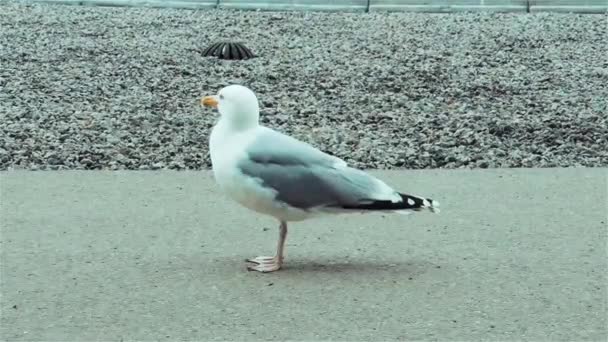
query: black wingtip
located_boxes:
[340,193,438,212]
[404,194,440,213]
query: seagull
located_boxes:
[201,85,439,273]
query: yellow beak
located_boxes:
[201,96,218,108]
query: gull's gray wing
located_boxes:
[238,127,398,210]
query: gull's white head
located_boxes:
[201,85,260,129]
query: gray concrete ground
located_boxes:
[1,168,607,341]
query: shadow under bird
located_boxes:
[201,85,439,273]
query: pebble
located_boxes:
[0,3,606,170]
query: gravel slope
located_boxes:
[1,2,607,170]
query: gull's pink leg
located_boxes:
[246,221,288,273]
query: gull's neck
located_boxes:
[220,113,259,132]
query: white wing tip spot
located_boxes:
[407,198,415,206]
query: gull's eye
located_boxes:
[219,94,224,100]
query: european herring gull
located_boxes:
[201,85,439,273]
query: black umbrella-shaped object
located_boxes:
[202,42,255,60]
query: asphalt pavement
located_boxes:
[1,168,606,341]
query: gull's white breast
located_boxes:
[209,124,311,222]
